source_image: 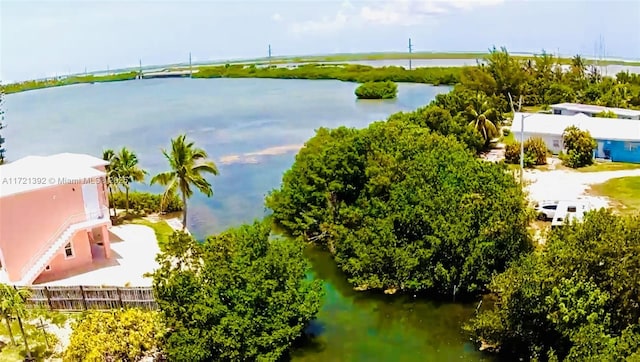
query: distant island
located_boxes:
[2,51,639,94]
[355,81,398,99]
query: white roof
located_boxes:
[512,112,640,142]
[0,153,108,198]
[551,103,640,117]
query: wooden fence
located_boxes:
[20,286,158,311]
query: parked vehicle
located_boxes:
[551,201,592,229]
[535,200,560,220]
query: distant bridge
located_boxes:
[140,69,198,79]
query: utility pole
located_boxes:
[139,59,142,79]
[189,52,193,78]
[509,93,532,186]
[408,38,413,70]
[268,44,272,67]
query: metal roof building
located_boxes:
[550,103,640,120]
[512,113,640,163]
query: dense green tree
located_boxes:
[354,81,398,99]
[113,147,147,214]
[151,134,219,230]
[544,83,576,105]
[387,105,484,153]
[561,126,597,168]
[152,223,323,362]
[467,210,640,361]
[267,120,532,298]
[64,309,165,361]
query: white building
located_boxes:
[551,103,640,120]
[511,113,640,163]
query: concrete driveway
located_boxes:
[524,168,640,209]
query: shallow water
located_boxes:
[4,78,491,361]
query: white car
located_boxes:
[535,200,560,221]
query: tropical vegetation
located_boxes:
[151,224,323,361]
[354,80,398,99]
[266,120,532,298]
[150,134,219,231]
[560,126,597,168]
[505,137,549,167]
[111,191,183,215]
[112,147,147,214]
[64,309,165,361]
[466,210,640,361]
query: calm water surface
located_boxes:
[5,78,491,361]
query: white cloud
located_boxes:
[289,1,355,34]
[272,13,283,22]
[291,0,505,32]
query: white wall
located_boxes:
[519,132,564,154]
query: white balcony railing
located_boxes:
[18,207,110,280]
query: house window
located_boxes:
[64,242,74,258]
[553,140,560,148]
[625,142,639,151]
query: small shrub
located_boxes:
[111,191,183,214]
[561,126,596,168]
[64,309,165,362]
[355,81,398,99]
[505,137,548,167]
[523,137,548,165]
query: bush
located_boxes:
[64,309,165,361]
[111,191,183,214]
[561,126,596,168]
[523,137,548,165]
[466,210,640,361]
[355,81,398,99]
[505,137,547,167]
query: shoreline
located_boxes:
[4,51,639,95]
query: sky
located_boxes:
[1,0,639,82]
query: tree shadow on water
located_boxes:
[281,320,327,361]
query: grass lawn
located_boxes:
[129,218,175,250]
[589,176,640,214]
[576,162,640,172]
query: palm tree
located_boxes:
[465,94,500,146]
[0,284,32,359]
[114,147,147,214]
[102,149,118,218]
[151,134,219,231]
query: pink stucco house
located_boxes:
[0,153,112,285]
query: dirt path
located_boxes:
[524,168,640,208]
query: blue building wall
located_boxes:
[597,139,640,163]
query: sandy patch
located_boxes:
[219,144,303,165]
[523,168,640,209]
[37,225,160,287]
